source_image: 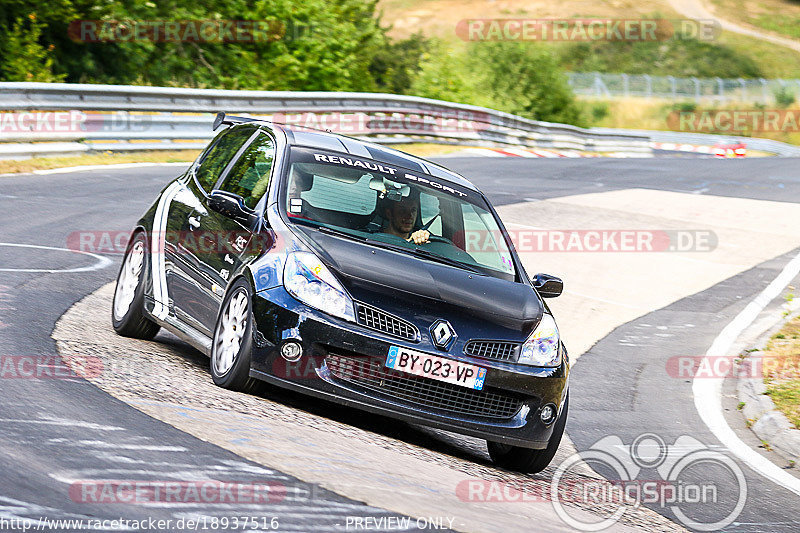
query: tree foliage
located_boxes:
[0,1,587,127]
[411,40,585,125]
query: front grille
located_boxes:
[326,353,523,419]
[464,340,520,362]
[355,302,418,341]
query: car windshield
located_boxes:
[281,147,516,280]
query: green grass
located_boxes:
[763,314,800,429]
[767,380,800,428]
[710,0,800,42]
[716,30,800,78]
[755,14,800,40]
[0,145,477,176]
[0,150,199,175]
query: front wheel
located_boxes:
[210,279,259,392]
[112,232,160,340]
[488,392,569,473]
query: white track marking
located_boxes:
[0,418,124,431]
[150,181,183,319]
[0,242,111,273]
[68,440,188,451]
[693,248,800,496]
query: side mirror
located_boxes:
[533,273,563,298]
[208,190,258,227]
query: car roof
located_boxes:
[249,121,479,192]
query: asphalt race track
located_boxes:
[1,156,800,532]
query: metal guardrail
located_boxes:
[568,72,800,104]
[590,127,800,157]
[1,82,799,159]
[0,82,652,160]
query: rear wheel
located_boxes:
[112,232,160,339]
[488,392,569,473]
[210,279,259,392]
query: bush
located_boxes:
[469,41,585,125]
[671,101,697,113]
[0,14,65,82]
[411,40,585,126]
[369,33,429,95]
[588,101,610,122]
[409,41,489,105]
[775,86,797,108]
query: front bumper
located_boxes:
[249,287,569,449]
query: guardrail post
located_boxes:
[667,76,676,99]
[593,73,610,98]
[693,77,700,102]
[760,78,768,103]
[716,77,724,102]
[644,75,652,98]
[622,74,629,97]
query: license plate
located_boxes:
[386,346,487,390]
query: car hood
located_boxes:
[296,227,542,332]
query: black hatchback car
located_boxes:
[112,113,569,473]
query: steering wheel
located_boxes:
[424,234,453,245]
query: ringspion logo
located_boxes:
[459,434,747,531]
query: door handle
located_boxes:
[188,216,200,230]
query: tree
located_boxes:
[0,14,65,82]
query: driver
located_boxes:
[382,193,430,244]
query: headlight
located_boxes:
[283,251,355,322]
[518,313,561,367]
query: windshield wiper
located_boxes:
[369,241,482,274]
[316,225,368,242]
[406,247,482,273]
[315,225,481,274]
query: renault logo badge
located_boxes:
[430,320,456,350]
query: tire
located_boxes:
[112,232,160,340]
[210,278,259,392]
[488,392,569,474]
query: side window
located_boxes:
[217,133,276,209]
[420,192,442,235]
[461,204,514,274]
[194,126,257,192]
